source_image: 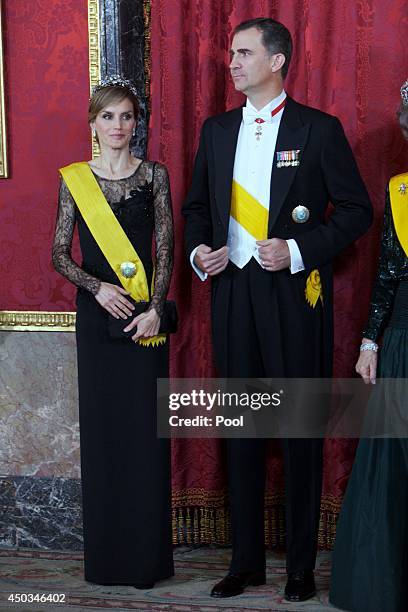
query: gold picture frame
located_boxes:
[88,0,101,158]
[0,0,8,178]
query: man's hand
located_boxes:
[194,244,229,276]
[257,238,290,271]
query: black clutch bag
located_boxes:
[107,299,178,339]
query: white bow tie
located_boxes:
[242,108,272,125]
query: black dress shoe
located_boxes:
[132,582,155,589]
[211,570,266,598]
[284,570,316,602]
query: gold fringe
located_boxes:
[137,334,166,347]
[172,492,340,549]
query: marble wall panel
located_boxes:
[0,476,83,550]
[0,478,18,547]
[0,331,80,478]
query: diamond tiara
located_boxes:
[400,79,408,107]
[91,75,139,100]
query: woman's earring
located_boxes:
[132,128,136,137]
[91,127,96,137]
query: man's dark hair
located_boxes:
[234,18,292,79]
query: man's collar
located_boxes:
[246,89,286,114]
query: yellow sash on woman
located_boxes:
[59,161,166,346]
[389,172,408,257]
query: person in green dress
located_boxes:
[329,79,408,612]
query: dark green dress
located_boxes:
[330,187,408,612]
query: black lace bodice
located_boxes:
[52,160,174,315]
[363,186,408,342]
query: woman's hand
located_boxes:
[123,307,160,342]
[355,337,378,385]
[95,282,135,319]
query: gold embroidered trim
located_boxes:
[143,0,151,114]
[87,0,101,158]
[0,311,76,331]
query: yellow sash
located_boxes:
[230,180,269,240]
[230,179,321,307]
[389,172,408,257]
[59,161,166,346]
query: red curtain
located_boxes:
[0,0,90,311]
[148,0,408,547]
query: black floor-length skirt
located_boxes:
[76,289,174,585]
[330,281,408,612]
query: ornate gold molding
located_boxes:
[0,0,8,178]
[143,0,151,114]
[88,0,101,158]
[0,311,76,332]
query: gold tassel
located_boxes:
[178,507,184,544]
[210,508,214,543]
[200,507,205,543]
[172,508,178,545]
[193,507,199,544]
[305,269,323,307]
[186,507,191,544]
[264,509,270,546]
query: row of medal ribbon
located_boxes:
[276,149,301,168]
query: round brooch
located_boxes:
[120,261,137,278]
[292,205,310,224]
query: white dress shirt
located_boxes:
[191,91,304,280]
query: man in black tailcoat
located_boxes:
[182,17,372,602]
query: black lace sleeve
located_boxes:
[148,163,174,316]
[363,187,400,342]
[52,178,101,295]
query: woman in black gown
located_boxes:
[52,77,174,587]
[330,80,408,612]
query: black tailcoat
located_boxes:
[183,97,373,377]
[183,97,373,573]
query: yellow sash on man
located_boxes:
[389,172,408,257]
[230,178,322,307]
[230,180,269,240]
[59,161,166,346]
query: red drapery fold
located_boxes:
[148,0,408,547]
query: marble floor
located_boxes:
[0,546,340,611]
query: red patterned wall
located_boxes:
[0,0,90,311]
